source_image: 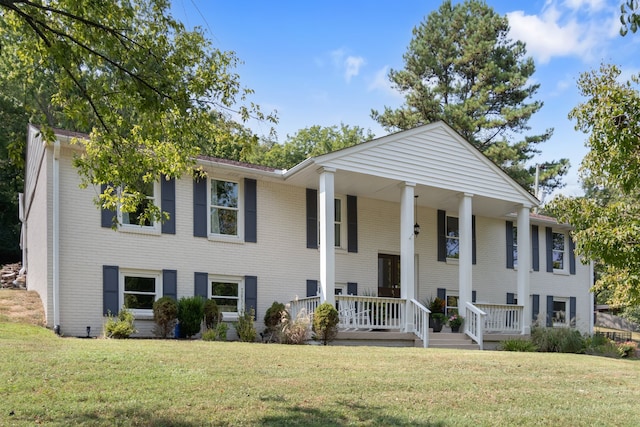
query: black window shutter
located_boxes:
[306,280,318,297]
[193,179,207,237]
[347,282,358,295]
[162,269,177,300]
[569,296,576,327]
[569,236,576,275]
[437,210,446,262]
[244,178,257,243]
[306,189,318,249]
[472,215,477,265]
[437,288,446,309]
[506,292,515,304]
[161,176,176,234]
[472,290,477,303]
[506,221,514,269]
[546,295,554,327]
[194,272,208,298]
[545,227,554,272]
[103,265,119,315]
[347,195,358,253]
[245,276,258,319]
[532,294,540,322]
[531,225,539,271]
[100,184,116,228]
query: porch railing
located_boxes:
[475,303,523,334]
[464,302,486,350]
[288,296,320,321]
[410,299,430,348]
[335,295,405,330]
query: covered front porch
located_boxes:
[288,295,525,350]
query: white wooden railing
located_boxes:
[336,295,405,330]
[475,303,523,334]
[464,302,486,350]
[288,296,320,321]
[410,299,430,348]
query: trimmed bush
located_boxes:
[499,338,537,352]
[204,299,221,330]
[104,307,136,338]
[263,301,287,343]
[313,302,339,345]
[234,309,257,342]
[177,296,205,338]
[152,297,178,338]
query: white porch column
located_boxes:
[319,168,336,305]
[517,204,531,334]
[400,182,416,332]
[458,193,473,312]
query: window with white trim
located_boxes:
[446,294,459,317]
[446,216,459,259]
[552,298,568,326]
[512,226,519,268]
[552,231,566,270]
[318,196,346,248]
[210,178,241,238]
[120,270,161,316]
[119,179,160,232]
[210,276,244,319]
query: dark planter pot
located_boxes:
[451,325,460,333]
[432,317,444,333]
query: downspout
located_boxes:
[589,260,595,335]
[53,140,61,334]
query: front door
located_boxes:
[378,254,400,298]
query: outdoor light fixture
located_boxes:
[414,195,420,236]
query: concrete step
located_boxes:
[334,330,418,347]
[429,330,481,350]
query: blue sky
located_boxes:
[170,0,639,199]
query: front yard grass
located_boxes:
[1,322,639,426]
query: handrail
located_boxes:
[465,302,486,350]
[335,295,405,330]
[288,296,320,321]
[410,299,430,348]
[475,303,523,334]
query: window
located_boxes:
[512,226,518,268]
[318,196,346,248]
[120,270,160,315]
[210,179,239,236]
[446,294,459,317]
[119,179,160,231]
[552,232,566,270]
[446,216,459,259]
[210,277,243,318]
[553,298,567,326]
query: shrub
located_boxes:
[499,338,537,352]
[104,307,136,338]
[152,297,178,338]
[313,302,339,345]
[262,301,287,343]
[531,326,585,353]
[281,309,311,344]
[584,334,620,358]
[177,296,205,338]
[621,305,640,326]
[618,341,638,358]
[202,322,229,342]
[234,309,257,342]
[204,299,221,330]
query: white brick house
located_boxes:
[21,122,594,344]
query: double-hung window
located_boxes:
[317,196,346,249]
[119,179,160,232]
[552,231,566,270]
[552,298,568,326]
[446,216,459,259]
[210,276,244,319]
[210,179,239,237]
[512,226,519,268]
[120,270,160,316]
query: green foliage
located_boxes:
[620,0,640,35]
[281,309,311,345]
[255,124,374,170]
[152,296,178,338]
[202,323,228,342]
[621,305,640,326]
[104,307,136,339]
[548,64,640,306]
[264,301,286,329]
[0,0,276,227]
[313,302,339,345]
[234,309,257,342]
[499,339,538,352]
[617,341,637,358]
[370,0,567,193]
[424,296,445,314]
[203,299,221,330]
[177,296,205,338]
[531,327,585,353]
[447,313,464,328]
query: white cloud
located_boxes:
[367,66,402,99]
[329,48,366,82]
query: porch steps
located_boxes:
[428,330,481,350]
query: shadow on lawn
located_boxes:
[15,407,199,427]
[259,400,446,426]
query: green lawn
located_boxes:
[1,322,639,426]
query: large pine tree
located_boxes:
[371,0,567,193]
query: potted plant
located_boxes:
[424,296,446,331]
[448,313,464,333]
[431,312,447,332]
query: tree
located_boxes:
[0,0,274,226]
[620,0,640,35]
[548,64,640,306]
[258,124,375,170]
[370,0,567,194]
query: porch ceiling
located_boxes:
[286,167,524,218]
